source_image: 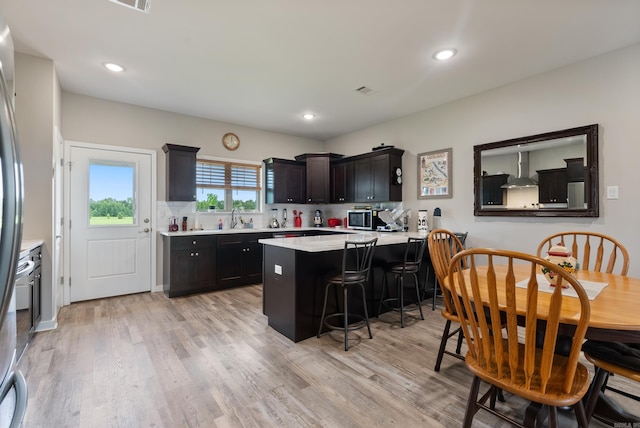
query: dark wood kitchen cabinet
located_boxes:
[263,158,306,204]
[352,148,404,203]
[217,232,271,289]
[537,168,568,203]
[163,235,216,297]
[162,144,200,201]
[481,174,509,205]
[331,159,354,203]
[295,153,344,204]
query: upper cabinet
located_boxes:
[331,159,354,203]
[295,153,344,204]
[263,158,306,204]
[352,148,404,203]
[264,148,404,205]
[162,144,200,201]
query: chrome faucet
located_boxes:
[231,208,238,229]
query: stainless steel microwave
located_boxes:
[347,209,383,230]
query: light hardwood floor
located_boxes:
[18,286,638,427]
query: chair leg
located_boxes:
[413,273,424,320]
[573,400,589,428]
[463,375,481,428]
[434,319,452,371]
[317,283,332,338]
[398,275,405,328]
[343,285,349,351]
[584,366,608,423]
[358,282,373,339]
[433,275,438,311]
[456,327,464,354]
[377,272,388,317]
[548,405,558,428]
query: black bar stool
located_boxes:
[317,237,378,351]
[377,237,427,328]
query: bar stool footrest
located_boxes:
[322,312,369,333]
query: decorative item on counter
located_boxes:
[314,209,323,227]
[541,244,578,288]
[270,208,280,229]
[169,216,179,232]
[327,217,342,227]
[218,218,223,230]
[182,217,188,231]
[343,217,348,228]
[293,210,302,228]
[417,210,428,233]
[432,207,441,229]
[282,208,287,228]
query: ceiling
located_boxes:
[1,0,639,141]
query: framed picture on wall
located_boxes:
[417,148,452,199]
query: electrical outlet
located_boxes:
[606,186,619,200]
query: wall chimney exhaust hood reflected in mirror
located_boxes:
[501,152,538,188]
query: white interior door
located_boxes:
[68,143,154,302]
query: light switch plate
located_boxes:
[606,186,619,199]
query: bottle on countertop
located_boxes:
[182,216,187,231]
[218,218,223,230]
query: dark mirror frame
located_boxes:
[473,124,599,217]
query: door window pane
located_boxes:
[89,162,135,225]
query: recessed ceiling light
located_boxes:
[433,49,457,61]
[104,62,125,72]
[302,113,316,120]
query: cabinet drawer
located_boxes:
[171,236,215,251]
[217,234,245,246]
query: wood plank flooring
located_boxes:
[17,286,638,427]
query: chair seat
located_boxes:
[327,272,367,285]
[582,340,640,373]
[389,262,420,274]
[466,342,591,408]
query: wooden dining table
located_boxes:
[454,265,640,426]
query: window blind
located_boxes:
[196,160,261,190]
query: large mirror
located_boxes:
[474,124,598,217]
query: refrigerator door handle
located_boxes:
[0,370,28,428]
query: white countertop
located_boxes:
[258,231,427,253]
[159,226,354,237]
[20,239,44,258]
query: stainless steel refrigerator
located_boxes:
[0,10,28,427]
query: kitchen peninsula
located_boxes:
[259,232,427,342]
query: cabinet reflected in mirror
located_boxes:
[474,124,599,217]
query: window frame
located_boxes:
[195,156,263,213]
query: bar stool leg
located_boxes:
[413,272,424,321]
[317,283,331,338]
[343,285,349,351]
[358,282,373,339]
[398,274,405,328]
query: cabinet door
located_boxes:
[192,245,217,288]
[216,235,244,288]
[306,156,330,203]
[370,154,390,202]
[243,241,264,285]
[482,175,508,205]
[538,169,568,203]
[354,158,373,202]
[163,144,199,201]
[331,161,349,203]
[269,161,306,204]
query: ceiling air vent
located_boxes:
[109,0,151,13]
[355,86,377,96]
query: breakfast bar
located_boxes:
[259,232,427,342]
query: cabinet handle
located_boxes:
[192,240,197,245]
[246,248,250,252]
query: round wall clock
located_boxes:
[222,133,240,151]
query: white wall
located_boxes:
[324,43,640,277]
[14,52,58,326]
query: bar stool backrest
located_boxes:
[341,238,378,285]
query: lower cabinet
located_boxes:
[217,233,271,289]
[163,235,217,297]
